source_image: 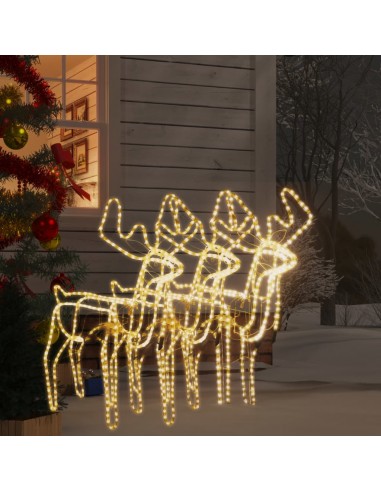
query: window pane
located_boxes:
[38,55,63,78]
[66,55,96,81]
[66,82,97,122]
[48,128,99,209]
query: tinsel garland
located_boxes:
[0,56,56,107]
[0,148,66,249]
[0,56,60,134]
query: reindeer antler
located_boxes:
[154,194,207,256]
[210,190,262,252]
[266,188,313,246]
[99,198,151,261]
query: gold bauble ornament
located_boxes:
[3,124,28,150]
[40,233,61,251]
[33,318,59,345]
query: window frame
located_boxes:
[45,55,121,230]
[41,55,103,215]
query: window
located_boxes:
[37,55,104,209]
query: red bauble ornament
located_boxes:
[50,273,75,293]
[31,212,58,242]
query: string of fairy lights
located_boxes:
[44,188,313,430]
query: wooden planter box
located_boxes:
[0,413,61,436]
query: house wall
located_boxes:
[58,55,277,296]
[119,55,255,214]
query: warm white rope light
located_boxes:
[44,188,312,430]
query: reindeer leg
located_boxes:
[157,334,176,426]
[248,345,257,406]
[215,329,224,405]
[126,338,143,414]
[67,301,86,398]
[182,337,190,405]
[50,339,71,410]
[43,311,60,411]
[108,332,122,430]
[192,352,201,409]
[44,309,72,411]
[239,332,257,405]
[182,333,200,410]
[224,315,231,404]
[44,310,71,411]
[100,332,120,430]
[216,311,232,405]
[240,330,250,404]
[69,336,85,398]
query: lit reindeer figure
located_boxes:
[44,198,185,430]
[210,188,313,405]
[100,196,219,426]
[43,188,312,430]
[154,194,240,423]
[98,198,187,423]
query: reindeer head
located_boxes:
[210,188,312,262]
[154,194,207,256]
[210,190,262,252]
[254,188,313,277]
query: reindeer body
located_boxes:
[210,189,313,405]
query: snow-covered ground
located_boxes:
[62,305,381,435]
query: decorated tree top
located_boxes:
[0,55,65,250]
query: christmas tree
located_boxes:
[0,56,86,421]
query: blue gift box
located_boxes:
[84,377,104,397]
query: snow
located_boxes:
[62,305,381,435]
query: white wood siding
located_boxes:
[120,56,255,214]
